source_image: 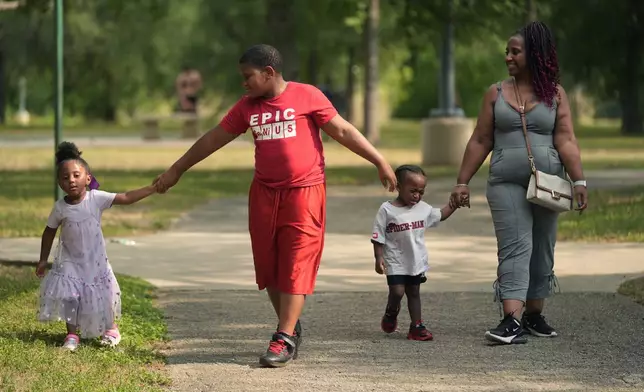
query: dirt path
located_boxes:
[155,172,644,392]
[159,290,644,392]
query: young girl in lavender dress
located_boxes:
[36,141,157,351]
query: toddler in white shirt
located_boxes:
[371,164,458,341]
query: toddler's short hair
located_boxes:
[239,44,283,73]
[395,164,425,184]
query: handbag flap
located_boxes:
[534,171,573,200]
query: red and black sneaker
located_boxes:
[274,320,302,360]
[259,332,297,368]
[407,321,434,341]
[381,306,399,333]
[293,319,302,360]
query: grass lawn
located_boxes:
[0,265,168,392]
[618,276,644,305]
[379,120,644,169]
[0,164,459,238]
[1,118,644,241]
[0,117,203,137]
[0,144,459,238]
[558,186,644,242]
[2,163,643,242]
[4,116,644,148]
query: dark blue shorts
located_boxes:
[386,273,426,286]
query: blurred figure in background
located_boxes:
[176,65,203,113]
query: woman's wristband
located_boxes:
[573,180,587,187]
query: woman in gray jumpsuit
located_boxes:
[451,21,588,345]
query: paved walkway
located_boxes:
[2,170,643,293]
[1,171,644,391]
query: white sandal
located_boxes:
[62,333,80,351]
[100,329,121,347]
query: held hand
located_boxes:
[35,261,47,278]
[450,185,471,208]
[375,258,386,275]
[448,196,460,210]
[154,166,182,194]
[377,162,397,192]
[152,176,164,193]
[574,185,588,213]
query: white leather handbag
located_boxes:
[512,79,573,213]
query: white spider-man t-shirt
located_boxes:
[371,200,442,276]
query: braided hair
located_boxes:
[516,21,560,108]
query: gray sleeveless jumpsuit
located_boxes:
[487,81,562,303]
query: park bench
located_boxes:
[138,112,201,140]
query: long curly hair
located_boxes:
[516,21,560,108]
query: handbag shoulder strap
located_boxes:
[512,77,537,174]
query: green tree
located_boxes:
[546,0,644,134]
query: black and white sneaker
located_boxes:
[484,314,528,344]
[522,312,558,337]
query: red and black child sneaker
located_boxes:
[274,320,302,359]
[407,320,434,341]
[259,331,297,368]
[293,319,302,359]
[381,305,400,333]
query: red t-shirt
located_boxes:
[219,82,338,189]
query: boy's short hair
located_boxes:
[239,44,283,73]
[395,164,426,184]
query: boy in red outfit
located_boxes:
[154,44,397,367]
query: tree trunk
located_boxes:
[619,80,642,135]
[266,0,299,80]
[0,22,5,125]
[102,68,116,122]
[308,49,319,86]
[363,0,379,144]
[0,47,5,124]
[345,46,356,123]
[525,0,537,24]
[102,104,116,122]
[620,0,643,135]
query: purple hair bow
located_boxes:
[89,176,100,190]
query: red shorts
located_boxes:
[248,180,326,295]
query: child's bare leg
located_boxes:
[405,284,422,323]
[63,298,80,335]
[278,293,305,335]
[404,281,433,341]
[66,323,78,335]
[381,284,404,333]
[386,285,405,314]
[267,287,281,317]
